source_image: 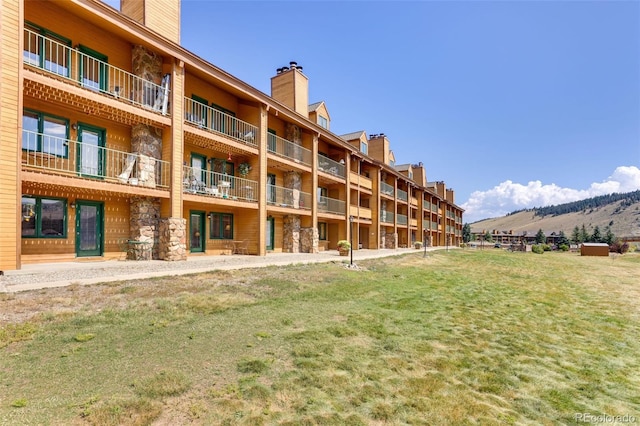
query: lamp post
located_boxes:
[349,215,354,266]
[423,229,427,258]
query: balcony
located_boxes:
[397,189,408,202]
[380,182,394,197]
[317,155,346,178]
[397,214,408,226]
[24,29,170,116]
[349,171,373,190]
[183,166,257,202]
[266,185,311,210]
[318,196,346,215]
[380,210,394,224]
[184,98,258,149]
[22,130,170,189]
[349,205,372,219]
[267,134,312,166]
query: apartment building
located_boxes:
[0,0,463,272]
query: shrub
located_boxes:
[558,244,569,252]
[337,240,351,251]
[609,241,629,254]
[542,244,551,251]
[532,244,544,254]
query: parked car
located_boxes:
[494,243,502,249]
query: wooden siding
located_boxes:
[0,0,22,271]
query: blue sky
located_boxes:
[104,0,640,223]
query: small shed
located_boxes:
[580,243,610,257]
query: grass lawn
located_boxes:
[1,249,639,425]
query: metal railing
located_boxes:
[22,130,170,188]
[24,28,170,115]
[184,98,258,148]
[317,155,346,178]
[380,182,394,197]
[267,134,312,166]
[266,185,311,210]
[380,210,394,224]
[397,214,408,225]
[183,165,258,202]
[397,189,408,202]
[318,196,346,215]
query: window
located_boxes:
[408,171,413,179]
[78,45,108,92]
[317,187,328,201]
[23,22,71,77]
[22,109,69,157]
[22,197,67,238]
[209,213,233,239]
[318,115,328,129]
[361,141,368,155]
[318,222,327,241]
[389,159,395,167]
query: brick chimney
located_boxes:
[121,0,181,44]
[271,61,309,116]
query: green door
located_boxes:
[77,124,105,178]
[76,201,103,257]
[190,211,205,253]
[266,216,275,251]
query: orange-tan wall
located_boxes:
[0,0,23,271]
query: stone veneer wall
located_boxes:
[129,197,160,260]
[158,218,187,261]
[283,215,300,253]
[385,232,398,249]
[300,228,319,254]
[128,45,166,260]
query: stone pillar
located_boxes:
[385,232,398,249]
[285,123,302,161]
[284,171,302,207]
[283,215,301,253]
[300,227,319,253]
[129,197,160,260]
[132,45,163,107]
[158,218,187,261]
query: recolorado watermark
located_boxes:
[575,413,637,424]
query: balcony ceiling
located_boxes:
[23,70,170,128]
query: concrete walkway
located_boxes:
[1,247,441,293]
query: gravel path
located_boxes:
[1,248,437,293]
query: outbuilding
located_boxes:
[580,243,610,257]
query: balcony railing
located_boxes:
[183,166,257,202]
[349,171,373,190]
[184,98,258,148]
[380,182,394,197]
[267,134,312,166]
[317,155,346,178]
[266,185,311,210]
[23,29,170,115]
[397,189,408,202]
[423,220,430,230]
[318,196,346,215]
[380,210,394,224]
[397,214,408,225]
[22,130,170,188]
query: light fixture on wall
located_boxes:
[207,213,211,219]
[70,202,76,209]
[227,152,232,162]
[71,123,77,130]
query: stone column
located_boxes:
[283,215,301,253]
[300,228,319,254]
[128,46,164,259]
[385,232,398,249]
[129,197,160,260]
[158,218,187,261]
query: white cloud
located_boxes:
[461,166,640,223]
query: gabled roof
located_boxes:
[308,101,323,112]
[394,163,411,172]
[340,131,366,141]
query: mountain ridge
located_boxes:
[469,190,640,238]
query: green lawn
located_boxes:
[1,250,639,425]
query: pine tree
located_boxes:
[557,230,569,247]
[604,226,615,245]
[591,226,602,243]
[571,226,580,245]
[462,223,471,243]
[535,228,546,244]
[580,225,589,243]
